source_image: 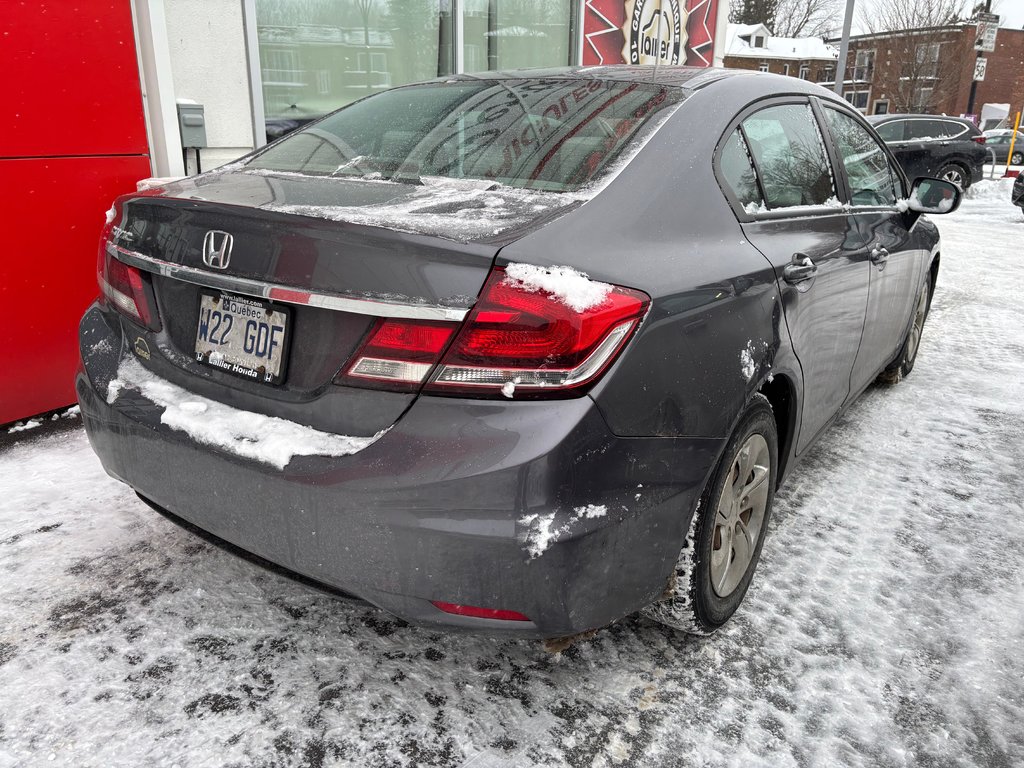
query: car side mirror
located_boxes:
[904,177,962,215]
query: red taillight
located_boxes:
[337,266,649,397]
[337,318,457,391]
[973,135,987,144]
[431,601,531,622]
[99,251,159,330]
[424,266,649,396]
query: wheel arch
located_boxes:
[928,252,940,303]
[757,373,797,486]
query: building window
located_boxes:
[915,43,941,79]
[753,35,766,48]
[759,61,769,72]
[854,49,874,81]
[912,86,935,112]
[843,91,870,111]
[316,69,330,95]
[799,63,809,80]
[782,63,790,76]
[818,65,835,83]
[873,99,889,115]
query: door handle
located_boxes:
[783,253,818,284]
[870,246,890,264]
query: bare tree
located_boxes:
[853,0,971,113]
[731,0,839,38]
[859,0,968,33]
[773,0,839,38]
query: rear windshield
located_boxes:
[245,79,683,193]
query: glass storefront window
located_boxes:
[255,0,455,139]
[254,1,579,141]
[462,1,574,73]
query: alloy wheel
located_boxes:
[710,434,771,597]
[941,167,965,188]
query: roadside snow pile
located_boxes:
[503,263,611,312]
[106,357,384,469]
[966,176,1018,201]
[5,406,81,436]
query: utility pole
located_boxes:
[833,0,855,97]
[966,0,994,117]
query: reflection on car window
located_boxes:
[825,108,897,206]
[720,129,764,211]
[874,121,904,142]
[741,103,836,209]
[245,79,683,193]
[906,119,965,141]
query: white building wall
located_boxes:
[163,0,255,172]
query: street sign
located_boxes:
[975,12,999,52]
[974,58,988,82]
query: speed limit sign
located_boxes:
[974,58,988,82]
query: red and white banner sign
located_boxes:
[582,0,720,67]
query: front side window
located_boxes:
[245,79,683,193]
[740,103,836,209]
[824,108,897,206]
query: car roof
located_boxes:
[867,113,976,125]
[432,65,818,94]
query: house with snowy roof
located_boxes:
[723,23,838,85]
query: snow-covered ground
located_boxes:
[2,182,1023,767]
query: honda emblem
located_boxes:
[202,230,233,270]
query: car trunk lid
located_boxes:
[107,173,578,437]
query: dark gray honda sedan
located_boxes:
[78,67,960,641]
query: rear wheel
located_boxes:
[642,395,777,635]
[878,274,931,385]
[938,163,969,189]
[1011,151,1023,166]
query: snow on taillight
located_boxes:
[424,266,649,397]
[338,318,457,391]
[972,135,986,144]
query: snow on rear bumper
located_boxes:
[77,304,721,638]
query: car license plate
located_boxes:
[194,291,290,385]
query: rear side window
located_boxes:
[906,119,966,141]
[245,79,683,193]
[720,130,764,211]
[740,103,836,209]
[874,121,905,142]
[824,108,898,206]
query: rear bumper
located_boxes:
[78,304,723,638]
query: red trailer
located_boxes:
[1,1,151,425]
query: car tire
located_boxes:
[877,274,931,385]
[938,163,969,189]
[642,394,778,635]
[1011,151,1023,166]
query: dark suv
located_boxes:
[868,114,986,189]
